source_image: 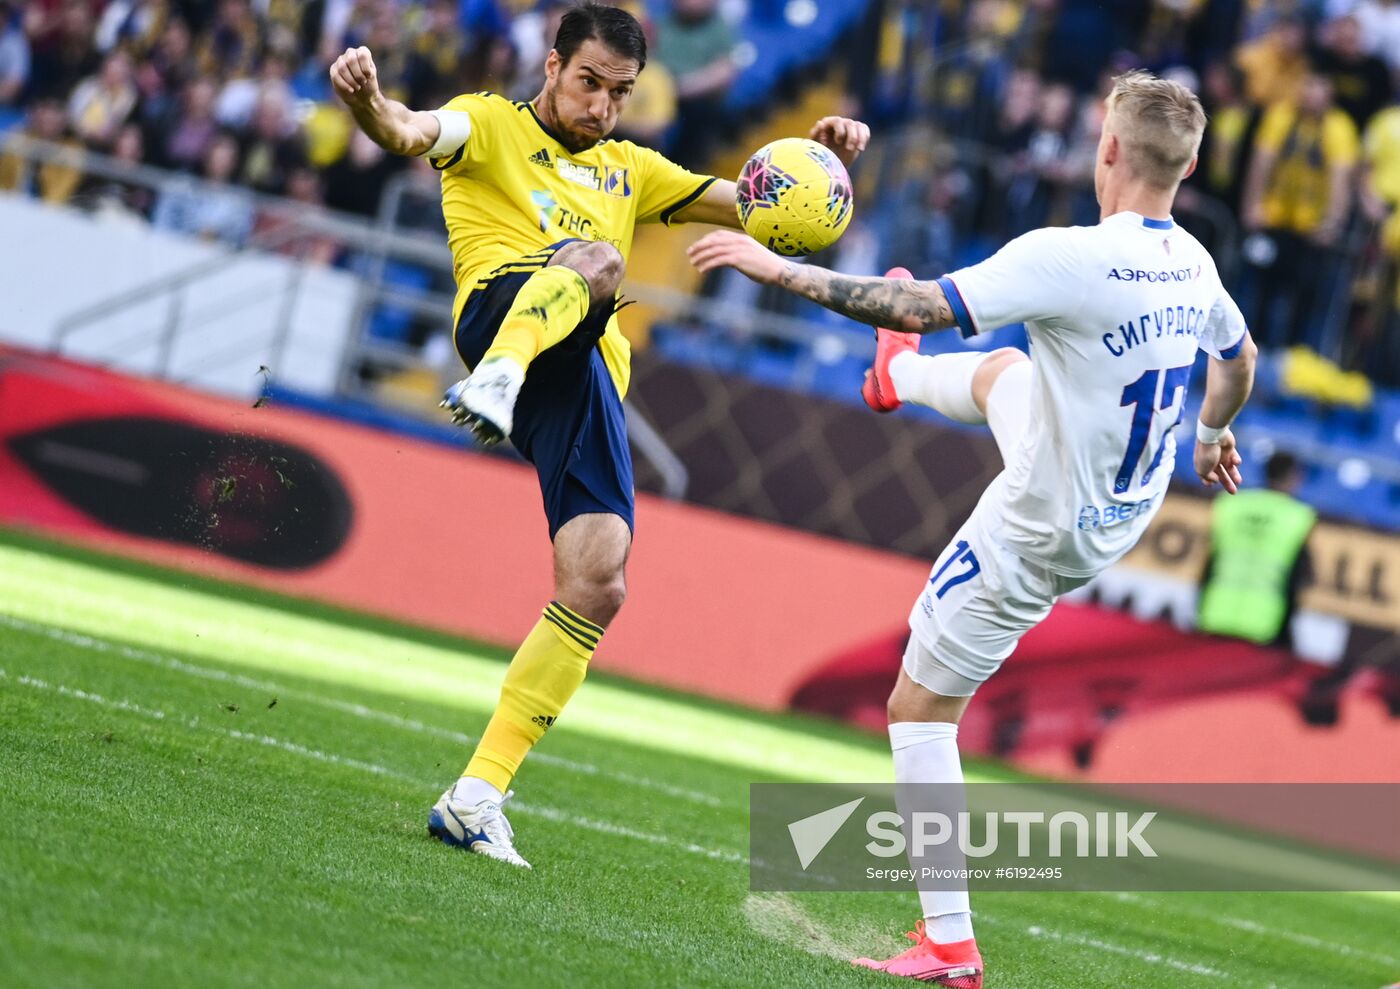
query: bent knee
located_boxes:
[557,573,627,627]
[595,576,627,617]
[979,348,1029,378]
[971,347,1030,410]
[558,241,625,302]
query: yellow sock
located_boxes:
[463,601,604,792]
[478,265,592,371]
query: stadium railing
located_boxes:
[0,135,691,497]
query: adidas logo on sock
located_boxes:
[531,715,556,729]
[528,148,553,169]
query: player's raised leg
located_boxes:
[872,340,1031,463]
[852,662,984,987]
[430,513,629,867]
[444,241,625,445]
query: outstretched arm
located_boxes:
[330,46,441,156]
[687,230,957,333]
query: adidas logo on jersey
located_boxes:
[528,148,553,169]
[531,714,556,729]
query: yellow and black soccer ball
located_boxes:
[735,137,854,257]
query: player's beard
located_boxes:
[543,87,603,154]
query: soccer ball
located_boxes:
[735,137,854,257]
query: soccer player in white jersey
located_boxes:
[690,70,1257,987]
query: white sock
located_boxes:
[889,721,976,944]
[984,359,1033,465]
[452,775,505,806]
[888,351,987,424]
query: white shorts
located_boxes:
[905,509,1091,693]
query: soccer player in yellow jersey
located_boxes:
[330,1,868,867]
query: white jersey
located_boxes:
[936,211,1247,577]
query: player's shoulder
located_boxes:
[439,90,525,121]
[998,223,1101,268]
[595,136,664,165]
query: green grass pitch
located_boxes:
[1,529,1396,988]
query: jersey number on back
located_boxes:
[1115,364,1192,494]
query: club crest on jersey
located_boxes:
[528,147,553,169]
[558,159,600,190]
[603,166,632,198]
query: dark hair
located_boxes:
[1265,452,1301,487]
[553,1,647,70]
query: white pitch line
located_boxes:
[1114,891,1400,969]
[1022,924,1231,979]
[1,667,749,867]
[0,613,726,808]
[1220,916,1400,970]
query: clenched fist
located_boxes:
[329,46,381,108]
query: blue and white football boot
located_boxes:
[428,781,531,869]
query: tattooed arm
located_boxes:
[686,230,958,334]
[774,262,956,333]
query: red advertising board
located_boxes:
[4,346,1397,782]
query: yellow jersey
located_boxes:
[1255,103,1359,234]
[430,91,716,394]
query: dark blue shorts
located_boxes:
[453,254,635,540]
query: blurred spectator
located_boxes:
[205,0,263,80]
[885,172,961,279]
[1189,61,1259,216]
[0,1,30,108]
[1197,452,1315,650]
[78,120,155,217]
[94,0,165,56]
[322,127,402,217]
[236,84,305,194]
[1241,70,1359,348]
[1346,0,1400,70]
[25,0,100,101]
[1003,82,1076,235]
[66,49,136,148]
[158,76,219,171]
[1312,14,1392,128]
[1041,0,1143,94]
[402,0,467,107]
[655,0,736,169]
[1235,17,1308,106]
[145,16,196,97]
[152,130,254,244]
[1358,101,1400,384]
[0,97,82,203]
[509,0,570,100]
[610,2,676,151]
[932,0,1015,145]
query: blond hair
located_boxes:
[1105,70,1206,189]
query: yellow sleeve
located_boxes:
[1254,104,1293,154]
[629,144,718,226]
[427,92,505,175]
[1323,110,1360,167]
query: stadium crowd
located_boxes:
[0,0,735,226]
[843,0,1400,386]
[2,0,1400,385]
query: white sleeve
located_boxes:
[935,227,1089,338]
[421,109,472,158]
[1199,287,1249,359]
